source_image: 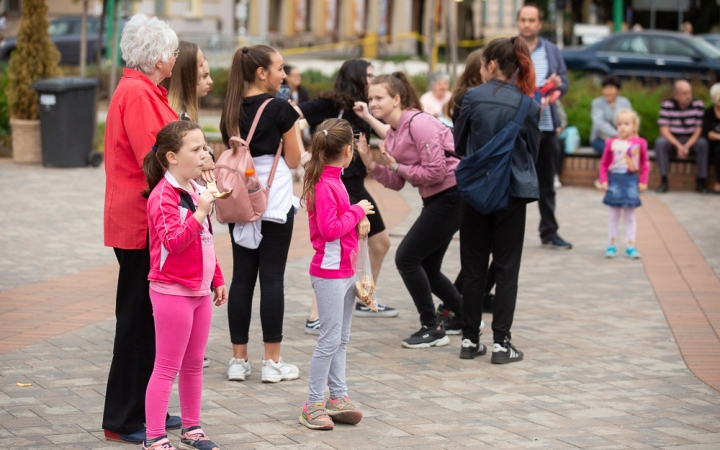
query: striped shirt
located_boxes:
[657,98,705,138]
[531,40,554,132]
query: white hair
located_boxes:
[711,83,720,107]
[120,14,178,75]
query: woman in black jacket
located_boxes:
[453,37,540,364]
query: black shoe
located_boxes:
[491,338,523,364]
[354,301,399,317]
[401,325,450,348]
[459,339,487,359]
[441,316,463,335]
[656,181,669,193]
[697,178,708,193]
[541,235,573,250]
[483,294,494,313]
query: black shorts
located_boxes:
[343,177,386,238]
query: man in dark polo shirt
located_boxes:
[655,80,709,193]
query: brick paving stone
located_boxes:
[1,160,720,448]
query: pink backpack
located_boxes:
[213,99,283,224]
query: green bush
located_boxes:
[562,74,711,146]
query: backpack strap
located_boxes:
[406,111,424,143]
[245,98,273,145]
[265,142,283,189]
[512,95,533,127]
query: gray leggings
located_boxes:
[307,276,355,404]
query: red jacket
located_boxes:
[147,172,224,291]
[104,68,178,249]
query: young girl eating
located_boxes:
[142,120,228,450]
[299,119,374,430]
[599,109,649,259]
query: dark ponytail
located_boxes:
[220,44,278,148]
[371,72,423,111]
[142,120,203,197]
[302,119,354,211]
[483,37,536,96]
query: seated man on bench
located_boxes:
[655,80,709,193]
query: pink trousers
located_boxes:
[146,289,212,439]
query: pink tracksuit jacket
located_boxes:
[308,166,366,279]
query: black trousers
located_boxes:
[102,243,157,435]
[537,131,560,241]
[227,208,294,345]
[712,141,720,185]
[396,187,462,328]
[460,197,527,344]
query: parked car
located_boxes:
[562,31,720,82]
[701,34,720,49]
[0,16,108,65]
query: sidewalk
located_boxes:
[1,160,720,449]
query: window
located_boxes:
[652,37,697,58]
[49,20,74,37]
[184,0,201,16]
[155,0,166,17]
[7,0,20,14]
[606,36,650,54]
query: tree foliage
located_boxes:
[6,0,60,120]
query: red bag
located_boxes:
[213,99,283,224]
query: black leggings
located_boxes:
[396,187,462,328]
[227,208,294,345]
[460,197,527,344]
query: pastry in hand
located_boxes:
[206,180,233,199]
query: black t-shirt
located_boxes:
[703,107,720,137]
[299,97,372,181]
[222,93,299,158]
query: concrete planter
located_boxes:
[10,119,42,164]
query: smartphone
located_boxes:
[276,85,291,101]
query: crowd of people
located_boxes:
[99,3,716,449]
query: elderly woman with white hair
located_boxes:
[703,83,720,193]
[420,71,452,121]
[102,13,182,444]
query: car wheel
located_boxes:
[585,70,606,85]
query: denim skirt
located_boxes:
[603,172,641,208]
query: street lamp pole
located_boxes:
[613,0,623,32]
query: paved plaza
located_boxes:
[1,159,720,449]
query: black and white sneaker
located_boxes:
[459,339,487,359]
[203,357,210,368]
[401,325,450,348]
[305,318,320,335]
[491,338,523,364]
[354,301,399,317]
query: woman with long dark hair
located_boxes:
[453,37,541,364]
[219,44,304,383]
[354,72,463,349]
[295,59,397,333]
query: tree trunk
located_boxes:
[80,0,88,76]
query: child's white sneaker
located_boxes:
[227,357,251,381]
[261,357,299,383]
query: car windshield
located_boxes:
[691,37,720,59]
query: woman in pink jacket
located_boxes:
[354,72,463,349]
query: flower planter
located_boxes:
[10,118,42,164]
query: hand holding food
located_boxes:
[206,180,233,199]
[355,275,378,311]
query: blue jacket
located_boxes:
[454,80,541,201]
[536,38,569,130]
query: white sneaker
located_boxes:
[261,357,299,383]
[227,357,251,381]
[554,175,562,189]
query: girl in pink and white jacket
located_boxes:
[299,119,374,431]
[354,72,463,350]
[141,121,227,450]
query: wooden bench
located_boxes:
[560,147,716,191]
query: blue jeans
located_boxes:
[592,138,606,153]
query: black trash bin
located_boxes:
[30,77,100,168]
